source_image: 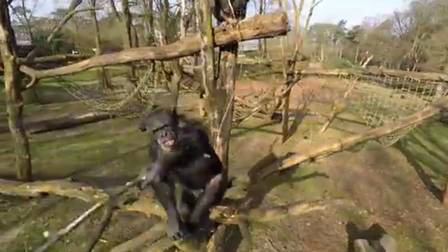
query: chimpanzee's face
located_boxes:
[154,126,177,152]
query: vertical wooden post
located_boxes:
[0,2,32,181]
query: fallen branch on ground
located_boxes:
[0,179,108,202]
[0,112,115,134]
[33,201,106,252]
[26,112,114,134]
[255,98,448,181]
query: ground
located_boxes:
[0,68,447,252]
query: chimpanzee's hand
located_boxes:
[137,166,164,190]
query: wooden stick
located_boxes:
[33,201,106,252]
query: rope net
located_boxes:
[59,66,171,118]
[352,75,447,146]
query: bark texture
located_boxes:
[0,3,32,181]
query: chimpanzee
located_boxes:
[138,109,227,240]
[213,0,249,24]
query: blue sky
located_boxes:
[34,0,409,27]
[306,0,408,27]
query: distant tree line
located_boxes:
[305,0,448,72]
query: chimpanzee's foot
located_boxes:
[168,224,193,241]
[192,219,218,238]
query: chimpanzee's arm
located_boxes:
[139,144,169,189]
[151,180,190,239]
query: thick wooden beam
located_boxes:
[19,12,288,87]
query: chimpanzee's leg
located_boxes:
[151,180,191,240]
[176,186,197,222]
[189,174,225,232]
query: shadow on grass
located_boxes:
[0,145,147,189]
[396,140,444,202]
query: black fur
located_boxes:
[139,109,227,240]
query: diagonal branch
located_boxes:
[255,98,448,181]
[20,12,288,89]
[47,8,101,43]
[24,7,100,64]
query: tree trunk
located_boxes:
[158,0,182,109]
[180,0,187,39]
[0,3,32,181]
[196,0,217,157]
[132,24,140,48]
[89,0,110,89]
[121,0,137,83]
[258,0,264,54]
[281,0,305,143]
[196,0,238,169]
[214,45,237,168]
[20,0,33,40]
[121,0,133,49]
[141,0,155,46]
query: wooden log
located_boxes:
[0,112,114,134]
[18,54,92,65]
[19,12,288,86]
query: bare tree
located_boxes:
[141,0,155,46]
[89,0,111,89]
[121,0,133,48]
[0,1,32,181]
[258,0,268,58]
[280,0,305,142]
